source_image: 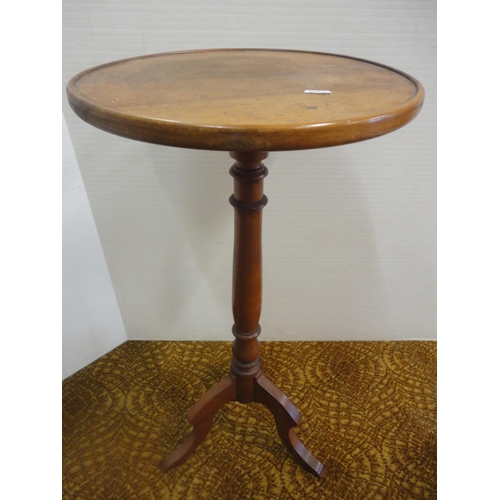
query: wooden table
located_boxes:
[67,48,424,478]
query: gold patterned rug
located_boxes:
[62,341,436,499]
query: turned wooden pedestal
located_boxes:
[67,48,424,478]
[160,150,324,477]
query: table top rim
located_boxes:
[67,48,425,152]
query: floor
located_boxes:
[63,341,437,499]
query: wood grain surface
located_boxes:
[67,48,424,151]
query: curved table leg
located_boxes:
[160,374,237,472]
[253,374,324,478]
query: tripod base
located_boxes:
[160,372,324,478]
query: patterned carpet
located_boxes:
[62,341,437,499]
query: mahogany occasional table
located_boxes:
[67,48,424,478]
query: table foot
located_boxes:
[160,374,237,472]
[253,374,325,478]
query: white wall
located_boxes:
[62,0,436,341]
[63,114,127,379]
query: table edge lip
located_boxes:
[66,47,425,151]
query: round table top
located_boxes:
[67,49,424,152]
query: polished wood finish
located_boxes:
[66,49,424,478]
[160,152,324,477]
[253,374,324,477]
[67,48,424,151]
[159,375,237,472]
